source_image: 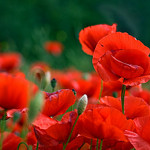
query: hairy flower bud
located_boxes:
[77,94,88,115]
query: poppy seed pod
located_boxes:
[77,94,88,115]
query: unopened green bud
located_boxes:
[77,94,88,116]
[45,71,51,84]
[112,92,118,98]
[72,89,77,96]
[51,78,57,90]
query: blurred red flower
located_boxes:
[44,41,64,56]
[2,132,22,150]
[131,89,150,105]
[79,24,117,55]
[54,70,122,100]
[53,69,82,89]
[0,53,21,72]
[0,73,38,110]
[93,32,150,86]
[42,89,76,117]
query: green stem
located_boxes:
[121,84,126,114]
[78,142,85,150]
[71,105,73,111]
[99,80,103,100]
[96,139,99,150]
[90,139,93,150]
[36,142,39,150]
[0,110,7,150]
[17,142,29,150]
[52,87,55,93]
[99,139,103,150]
[63,115,79,150]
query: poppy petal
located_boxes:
[79,24,117,55]
[110,55,144,79]
[93,32,150,73]
[42,89,76,117]
[96,51,119,81]
[123,75,150,86]
[125,130,150,150]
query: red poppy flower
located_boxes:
[33,111,79,147]
[79,24,117,55]
[54,70,122,100]
[42,89,76,117]
[53,69,82,89]
[78,106,135,142]
[44,41,64,56]
[2,132,22,150]
[0,73,38,110]
[93,32,150,86]
[27,127,37,146]
[70,73,102,99]
[125,116,150,150]
[131,89,150,105]
[100,96,150,119]
[0,53,21,72]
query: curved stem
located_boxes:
[99,139,103,150]
[17,142,29,150]
[96,139,99,150]
[99,80,103,100]
[36,142,39,150]
[0,110,7,150]
[121,84,126,114]
[90,139,93,150]
[63,115,79,150]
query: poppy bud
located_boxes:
[112,92,118,98]
[51,78,57,90]
[44,71,51,86]
[72,89,77,96]
[31,67,45,82]
[77,94,88,115]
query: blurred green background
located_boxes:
[0,0,150,72]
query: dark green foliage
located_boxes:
[0,0,150,71]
